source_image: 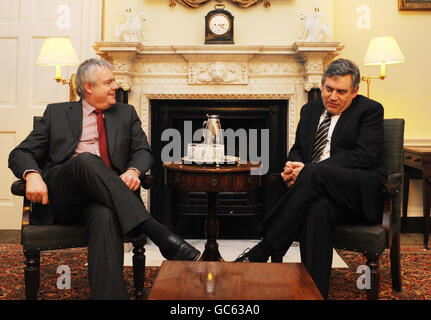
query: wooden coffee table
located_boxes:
[148,261,323,300]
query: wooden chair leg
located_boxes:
[365,253,380,300]
[24,251,40,300]
[390,232,402,292]
[132,241,146,300]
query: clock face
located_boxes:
[209,14,230,36]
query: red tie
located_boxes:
[94,109,113,169]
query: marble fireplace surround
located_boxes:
[93,41,344,207]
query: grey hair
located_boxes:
[321,58,361,90]
[75,59,114,98]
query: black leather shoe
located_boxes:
[234,248,252,262]
[160,235,201,261]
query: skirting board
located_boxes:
[124,239,348,268]
[404,139,431,147]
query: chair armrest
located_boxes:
[11,179,26,197]
[12,174,155,196]
[381,173,402,248]
[140,174,155,189]
[10,180,30,228]
[11,174,154,228]
[382,173,402,199]
[268,172,289,190]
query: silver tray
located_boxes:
[181,155,240,165]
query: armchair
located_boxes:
[10,117,155,300]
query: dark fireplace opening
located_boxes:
[150,99,288,239]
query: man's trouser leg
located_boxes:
[298,197,335,299]
[259,164,374,298]
[260,164,365,249]
[46,152,150,234]
[45,153,150,299]
[80,203,130,300]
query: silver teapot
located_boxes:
[202,114,223,145]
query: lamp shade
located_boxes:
[363,36,405,65]
[36,37,79,66]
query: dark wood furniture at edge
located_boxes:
[148,261,323,300]
[163,162,261,261]
[402,146,431,249]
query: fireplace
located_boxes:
[150,99,287,238]
[93,41,343,237]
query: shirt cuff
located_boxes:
[127,167,141,177]
[23,169,40,179]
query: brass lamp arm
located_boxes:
[361,75,386,98]
[361,75,386,81]
[54,73,78,102]
[55,77,69,85]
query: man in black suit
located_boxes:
[235,58,385,299]
[8,58,200,299]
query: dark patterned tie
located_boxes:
[94,109,113,169]
[311,112,333,163]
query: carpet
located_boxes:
[0,244,430,300]
[329,247,431,300]
[0,244,157,300]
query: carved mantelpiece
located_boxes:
[292,42,342,91]
[93,41,343,126]
[93,41,343,206]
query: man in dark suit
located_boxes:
[235,58,385,299]
[8,58,200,299]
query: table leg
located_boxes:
[199,192,223,261]
[423,178,431,250]
[402,169,410,234]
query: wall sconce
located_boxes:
[36,37,80,101]
[361,36,405,97]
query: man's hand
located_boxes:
[25,172,49,204]
[120,169,141,191]
[281,161,305,187]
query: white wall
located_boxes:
[0,0,102,229]
[103,0,333,45]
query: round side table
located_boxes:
[163,162,262,261]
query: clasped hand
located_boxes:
[281,161,304,187]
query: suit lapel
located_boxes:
[66,100,83,147]
[330,98,357,149]
[104,104,118,158]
